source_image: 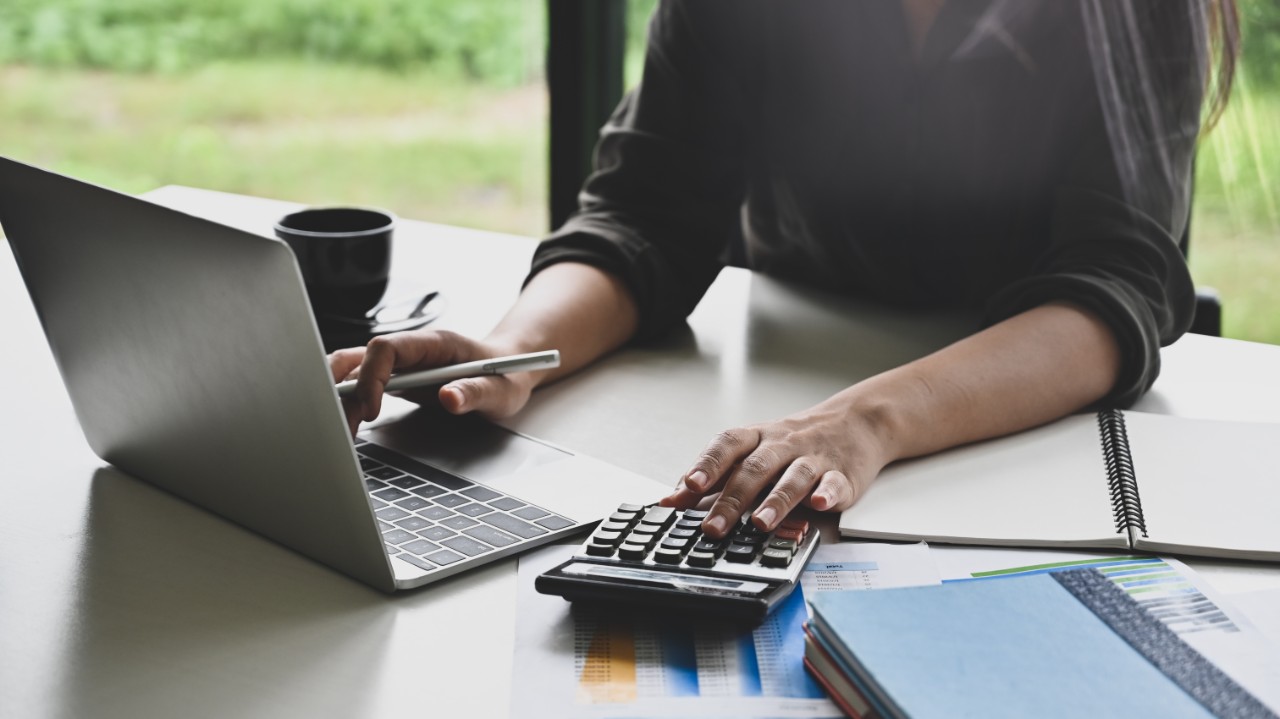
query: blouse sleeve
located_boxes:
[983,9,1202,407]
[527,1,753,341]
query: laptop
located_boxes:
[0,156,666,592]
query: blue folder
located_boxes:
[807,569,1269,719]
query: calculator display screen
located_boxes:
[561,562,770,595]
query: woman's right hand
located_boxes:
[328,329,537,435]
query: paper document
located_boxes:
[511,542,940,719]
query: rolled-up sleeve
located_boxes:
[984,98,1198,407]
[528,1,751,341]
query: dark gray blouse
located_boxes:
[529,0,1198,407]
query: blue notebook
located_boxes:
[806,569,1271,719]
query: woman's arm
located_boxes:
[664,301,1122,538]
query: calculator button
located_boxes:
[674,519,703,531]
[668,527,699,539]
[639,506,676,528]
[660,536,692,551]
[760,547,795,568]
[585,543,616,557]
[653,547,683,564]
[618,542,648,560]
[681,509,709,520]
[731,533,766,546]
[600,521,631,534]
[629,525,660,538]
[693,540,724,554]
[626,531,658,547]
[617,503,646,514]
[608,512,639,524]
[767,538,799,554]
[779,518,810,534]
[724,544,758,563]
[774,528,805,542]
[591,530,624,547]
[685,551,717,568]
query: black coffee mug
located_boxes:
[274,207,395,319]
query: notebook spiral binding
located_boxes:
[1097,409,1148,538]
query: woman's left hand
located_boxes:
[659,392,897,539]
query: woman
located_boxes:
[332,0,1239,539]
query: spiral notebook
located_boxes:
[838,410,1280,561]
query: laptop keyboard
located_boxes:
[354,438,574,573]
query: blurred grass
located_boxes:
[1191,69,1280,344]
[1,62,547,234]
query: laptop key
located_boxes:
[373,487,410,502]
[378,520,394,532]
[478,512,547,539]
[456,503,494,518]
[463,525,518,548]
[512,506,550,521]
[357,444,474,490]
[537,515,574,531]
[367,466,404,481]
[424,549,465,566]
[376,507,411,521]
[382,529,417,545]
[419,506,456,521]
[488,497,525,511]
[395,516,432,532]
[388,476,425,490]
[409,483,447,499]
[364,478,388,492]
[441,536,492,557]
[396,553,437,572]
[396,496,432,512]
[433,494,470,508]
[460,486,502,502]
[439,515,478,530]
[359,457,380,471]
[419,526,456,541]
[401,538,441,555]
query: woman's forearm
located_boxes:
[848,301,1123,466]
[484,262,641,387]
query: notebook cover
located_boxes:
[807,572,1215,719]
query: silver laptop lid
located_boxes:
[0,156,395,591]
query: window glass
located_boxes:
[0,0,548,236]
[1191,0,1280,343]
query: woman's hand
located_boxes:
[660,392,898,539]
[328,329,537,435]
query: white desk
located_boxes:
[3,186,1278,718]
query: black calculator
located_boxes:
[535,503,820,623]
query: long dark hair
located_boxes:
[1205,0,1241,130]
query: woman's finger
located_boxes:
[752,457,822,530]
[703,445,784,538]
